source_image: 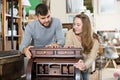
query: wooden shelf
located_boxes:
[1,0,22,50]
[6,35,21,37]
[62,23,73,30]
[6,14,21,18]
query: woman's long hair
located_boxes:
[74,13,99,54]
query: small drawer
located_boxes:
[57,51,74,55]
[62,65,68,74]
[36,50,53,55]
[68,65,74,74]
[49,68,61,75]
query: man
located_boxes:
[19,3,64,59]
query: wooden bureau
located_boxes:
[26,48,83,80]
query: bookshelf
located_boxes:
[1,0,22,50]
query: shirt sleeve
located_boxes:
[19,24,32,53]
[55,20,65,46]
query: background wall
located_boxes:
[93,0,120,31]
[1,0,120,32]
[50,0,120,31]
[50,0,67,23]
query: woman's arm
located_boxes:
[84,39,100,69]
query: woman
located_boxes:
[64,13,99,80]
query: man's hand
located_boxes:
[23,46,34,59]
[45,43,62,48]
[74,59,86,71]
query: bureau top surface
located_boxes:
[29,48,83,58]
[30,47,82,51]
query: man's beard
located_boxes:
[40,21,51,28]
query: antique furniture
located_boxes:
[62,23,73,30]
[0,50,24,80]
[26,48,83,80]
[2,0,22,50]
[104,46,119,68]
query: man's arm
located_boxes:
[55,20,65,46]
[19,24,33,58]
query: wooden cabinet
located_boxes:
[62,23,73,30]
[26,48,83,80]
[0,50,24,80]
[1,0,22,50]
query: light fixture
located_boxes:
[22,0,31,23]
[81,6,87,12]
[22,0,31,7]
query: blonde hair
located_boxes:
[74,12,99,54]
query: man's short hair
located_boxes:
[35,3,49,16]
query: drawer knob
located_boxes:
[44,51,46,54]
[54,71,56,73]
[64,51,67,54]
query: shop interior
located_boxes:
[0,0,120,80]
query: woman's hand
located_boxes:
[23,46,34,59]
[74,59,86,71]
[64,45,74,48]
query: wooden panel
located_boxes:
[0,51,24,80]
[62,23,73,30]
